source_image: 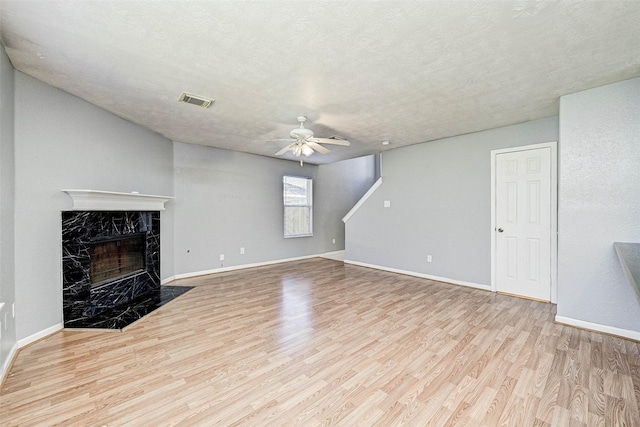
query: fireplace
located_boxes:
[90,233,146,285]
[62,211,161,327]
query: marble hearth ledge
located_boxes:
[62,189,174,211]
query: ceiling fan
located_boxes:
[275,116,350,165]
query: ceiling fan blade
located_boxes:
[305,140,331,154]
[275,143,295,156]
[309,137,350,146]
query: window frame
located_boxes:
[283,175,313,238]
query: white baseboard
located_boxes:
[344,259,491,291]
[555,316,640,341]
[168,254,325,282]
[165,252,344,284]
[1,342,19,386]
[17,323,63,348]
[161,276,176,285]
[319,250,345,261]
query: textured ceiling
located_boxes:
[1,1,640,164]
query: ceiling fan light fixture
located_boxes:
[301,144,314,157]
[275,116,350,161]
[178,92,214,108]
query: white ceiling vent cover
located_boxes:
[179,92,214,108]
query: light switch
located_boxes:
[384,200,391,208]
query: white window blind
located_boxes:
[283,176,313,238]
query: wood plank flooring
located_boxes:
[2,258,640,426]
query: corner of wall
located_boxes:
[0,42,18,387]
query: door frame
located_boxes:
[490,141,558,303]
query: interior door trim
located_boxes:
[490,141,558,303]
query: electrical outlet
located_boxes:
[427,255,432,263]
[240,247,245,255]
[219,254,225,261]
[332,239,336,244]
[384,200,391,208]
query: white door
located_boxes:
[495,147,551,301]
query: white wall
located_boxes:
[0,44,17,375]
[172,142,375,276]
[557,77,640,334]
[14,72,175,341]
[345,117,559,287]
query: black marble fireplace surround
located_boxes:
[62,211,191,329]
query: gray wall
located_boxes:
[7,70,374,344]
[316,155,376,250]
[14,72,175,340]
[558,77,640,332]
[345,117,559,286]
[172,142,374,276]
[0,44,17,371]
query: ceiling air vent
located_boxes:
[178,92,214,108]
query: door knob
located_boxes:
[498,228,504,233]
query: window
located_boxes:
[283,176,313,238]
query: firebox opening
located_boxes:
[90,233,147,285]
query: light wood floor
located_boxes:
[2,258,640,426]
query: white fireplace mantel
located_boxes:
[62,189,174,211]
